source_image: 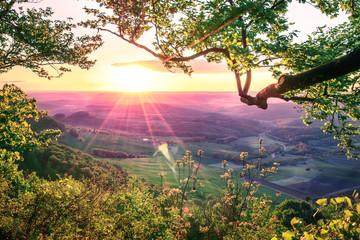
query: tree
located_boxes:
[0,0,103,79]
[0,84,60,154]
[83,0,360,158]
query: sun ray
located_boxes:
[142,94,186,153]
[153,143,177,181]
[116,93,134,133]
[139,94,189,181]
[138,94,157,151]
[124,94,138,134]
[83,93,128,153]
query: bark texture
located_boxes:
[241,48,360,109]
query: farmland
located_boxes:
[32,91,360,201]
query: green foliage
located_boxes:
[282,18,360,159]
[0,0,102,78]
[215,140,278,222]
[175,150,204,217]
[0,85,180,239]
[21,142,128,184]
[83,0,295,74]
[0,149,26,200]
[189,193,279,239]
[274,193,360,239]
[0,84,60,154]
[1,98,358,239]
[177,142,281,239]
[28,116,66,133]
[1,84,360,238]
[273,199,321,230]
[92,147,128,158]
[108,180,188,239]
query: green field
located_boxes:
[59,131,156,155]
[268,157,360,184]
[60,130,360,200]
[102,156,224,196]
[101,155,290,202]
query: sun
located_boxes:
[109,65,153,92]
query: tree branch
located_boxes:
[243,70,252,94]
[98,26,232,63]
[171,48,230,61]
[0,0,16,21]
[240,48,360,109]
[162,0,266,63]
[97,27,166,60]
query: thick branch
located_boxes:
[277,48,360,93]
[241,48,360,109]
[243,70,251,94]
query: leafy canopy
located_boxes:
[0,0,103,79]
[84,0,360,158]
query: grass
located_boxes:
[59,132,155,155]
[60,130,360,201]
[233,134,286,149]
[268,156,360,189]
[269,164,321,181]
[271,176,312,186]
[102,155,291,202]
[102,156,224,196]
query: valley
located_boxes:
[31,91,360,201]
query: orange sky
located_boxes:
[0,0,347,92]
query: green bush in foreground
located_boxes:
[273,194,360,240]
[274,199,321,230]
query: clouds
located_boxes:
[0,80,25,83]
[111,60,272,75]
[111,60,230,74]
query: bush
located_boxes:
[92,148,129,158]
[274,199,321,230]
[69,128,80,138]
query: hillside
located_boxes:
[20,142,128,184]
[28,116,66,133]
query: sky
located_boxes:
[0,0,348,92]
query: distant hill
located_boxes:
[28,91,346,153]
[53,113,66,121]
[52,103,263,138]
[274,118,324,128]
[29,116,66,133]
[61,111,104,127]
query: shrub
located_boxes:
[274,199,321,230]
